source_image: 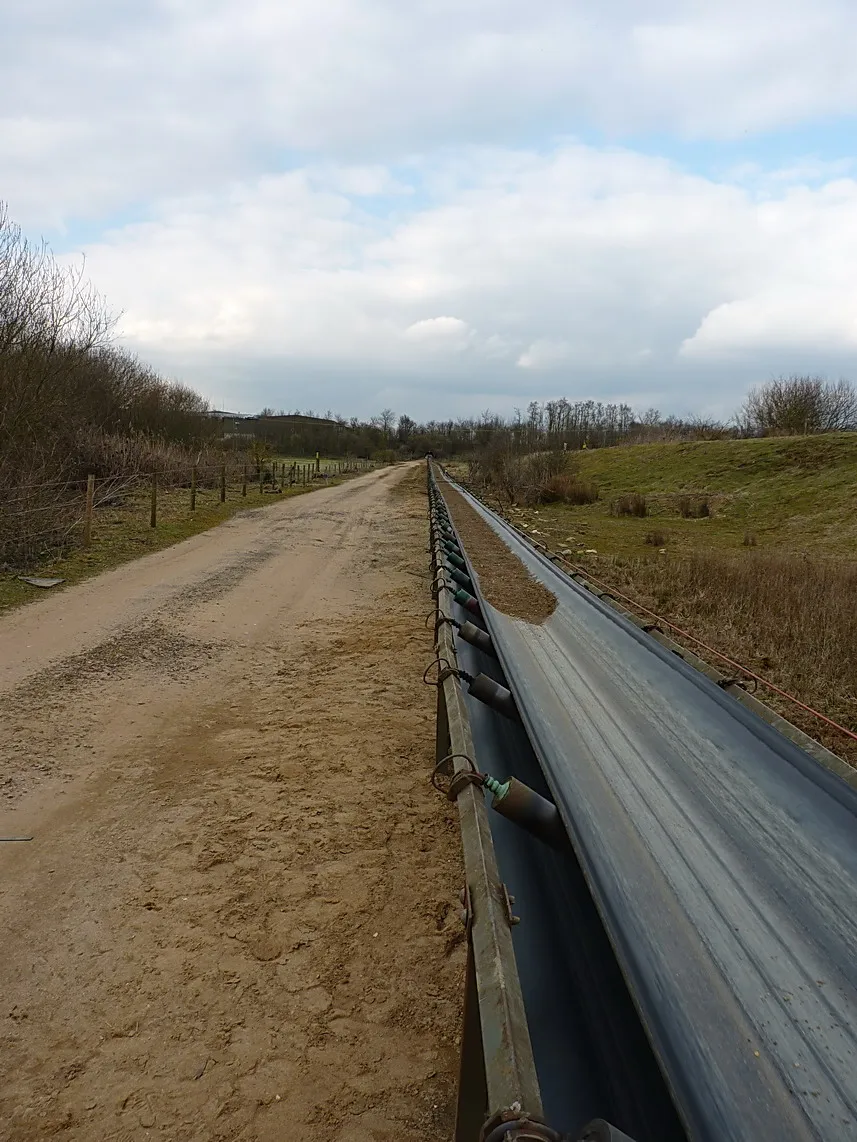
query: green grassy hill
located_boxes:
[488,433,856,764]
[528,433,857,558]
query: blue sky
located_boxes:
[4,0,857,421]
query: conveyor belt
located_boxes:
[437,473,857,1142]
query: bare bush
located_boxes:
[612,493,648,517]
[740,376,857,436]
[539,474,600,505]
[468,446,582,505]
[0,203,226,566]
[677,495,710,518]
[71,426,243,486]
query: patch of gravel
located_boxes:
[173,548,275,605]
[440,481,557,624]
[11,621,219,708]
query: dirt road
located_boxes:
[0,464,465,1141]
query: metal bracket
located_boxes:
[424,656,458,687]
[480,1105,563,1142]
[432,753,483,801]
[431,571,451,598]
[460,883,473,933]
[435,613,461,634]
[502,884,520,927]
[447,770,485,801]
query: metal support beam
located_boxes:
[428,469,543,1128]
[455,944,489,1141]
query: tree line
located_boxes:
[265,378,857,464]
[4,194,854,482]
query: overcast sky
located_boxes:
[4,0,857,421]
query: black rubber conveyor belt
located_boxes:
[440,477,857,1142]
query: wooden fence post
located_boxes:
[83,474,95,546]
[150,471,158,528]
[220,463,226,503]
[242,463,248,497]
[191,465,197,511]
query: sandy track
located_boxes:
[0,464,465,1141]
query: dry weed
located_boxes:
[601,549,857,764]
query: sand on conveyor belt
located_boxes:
[439,479,557,625]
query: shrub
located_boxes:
[372,448,397,465]
[469,446,595,506]
[613,493,648,517]
[678,495,710,518]
[740,375,857,435]
[538,474,600,505]
[0,204,228,566]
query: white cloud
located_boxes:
[679,179,857,357]
[4,1,857,417]
[517,340,573,370]
[61,142,857,418]
[681,292,857,359]
[403,317,474,351]
[4,0,857,225]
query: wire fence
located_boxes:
[1,456,373,568]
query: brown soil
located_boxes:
[440,479,557,624]
[0,463,465,1141]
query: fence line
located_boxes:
[3,457,369,492]
[2,456,376,566]
[2,475,94,493]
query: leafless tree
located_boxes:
[0,202,219,564]
[371,408,395,439]
[740,376,857,435]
